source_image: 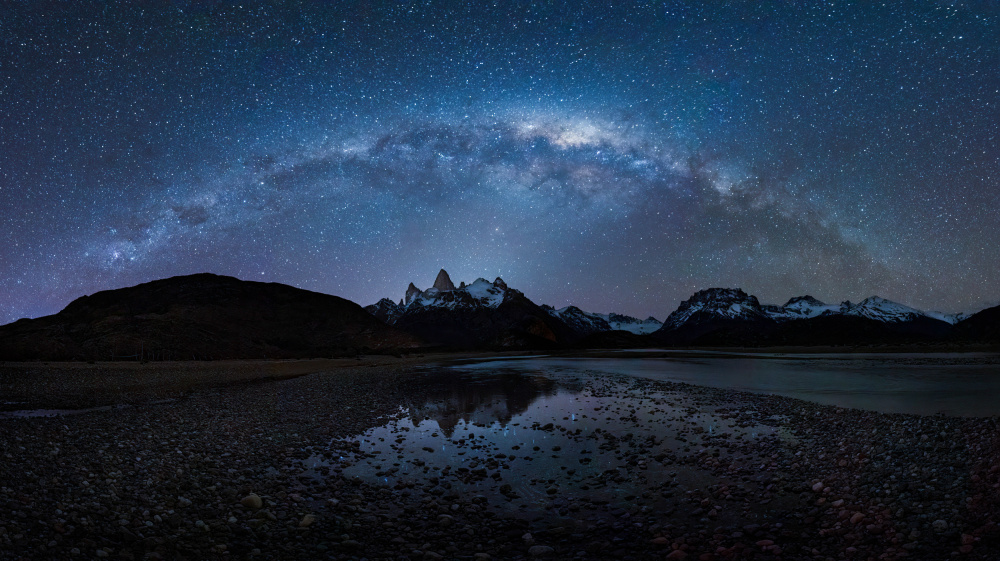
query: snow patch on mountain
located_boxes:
[668,290,958,327]
[841,296,927,323]
[544,306,611,335]
[663,288,768,330]
[543,306,663,335]
[461,278,507,308]
[922,310,970,325]
[371,271,515,324]
[763,295,840,321]
[599,313,663,334]
[364,298,403,324]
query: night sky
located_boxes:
[2,1,999,325]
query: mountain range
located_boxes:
[1,270,997,360]
[365,269,664,348]
[367,271,998,349]
[651,288,959,347]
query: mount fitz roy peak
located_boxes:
[365,269,573,348]
[370,270,514,325]
[363,270,662,347]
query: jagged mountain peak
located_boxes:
[661,287,767,330]
[396,274,516,313]
[783,295,826,307]
[686,287,760,306]
[405,283,422,305]
[365,298,403,324]
[544,305,612,335]
[604,312,663,334]
[371,272,575,348]
[844,296,926,323]
[542,306,663,335]
[433,269,456,292]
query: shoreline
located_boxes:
[1,354,999,559]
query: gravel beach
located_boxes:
[1,355,999,560]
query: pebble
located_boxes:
[241,494,263,510]
[1,356,997,560]
[528,545,554,557]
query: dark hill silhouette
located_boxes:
[0,273,420,360]
[768,314,951,347]
[952,305,1000,342]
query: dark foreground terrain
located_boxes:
[1,356,999,560]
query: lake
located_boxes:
[460,351,1000,416]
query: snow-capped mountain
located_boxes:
[662,288,771,330]
[654,287,962,346]
[601,313,663,334]
[761,295,964,325]
[367,298,404,324]
[763,295,841,321]
[365,275,980,349]
[365,270,576,348]
[407,276,510,311]
[839,296,928,323]
[543,306,663,335]
[368,270,515,324]
[543,306,612,335]
[923,310,971,325]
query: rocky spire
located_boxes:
[432,269,456,292]
[405,282,422,305]
[493,277,507,290]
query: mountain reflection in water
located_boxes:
[402,369,572,435]
[309,366,781,521]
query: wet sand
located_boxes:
[1,354,999,560]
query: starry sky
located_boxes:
[2,1,999,325]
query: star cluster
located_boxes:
[2,1,999,324]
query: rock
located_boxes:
[665,550,688,560]
[241,494,263,510]
[932,519,948,533]
[176,497,192,508]
[432,269,456,292]
[811,481,824,492]
[850,512,865,525]
[299,514,316,527]
[528,545,554,557]
[651,536,670,545]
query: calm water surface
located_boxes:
[311,367,782,519]
[461,352,1000,416]
[309,352,1000,519]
